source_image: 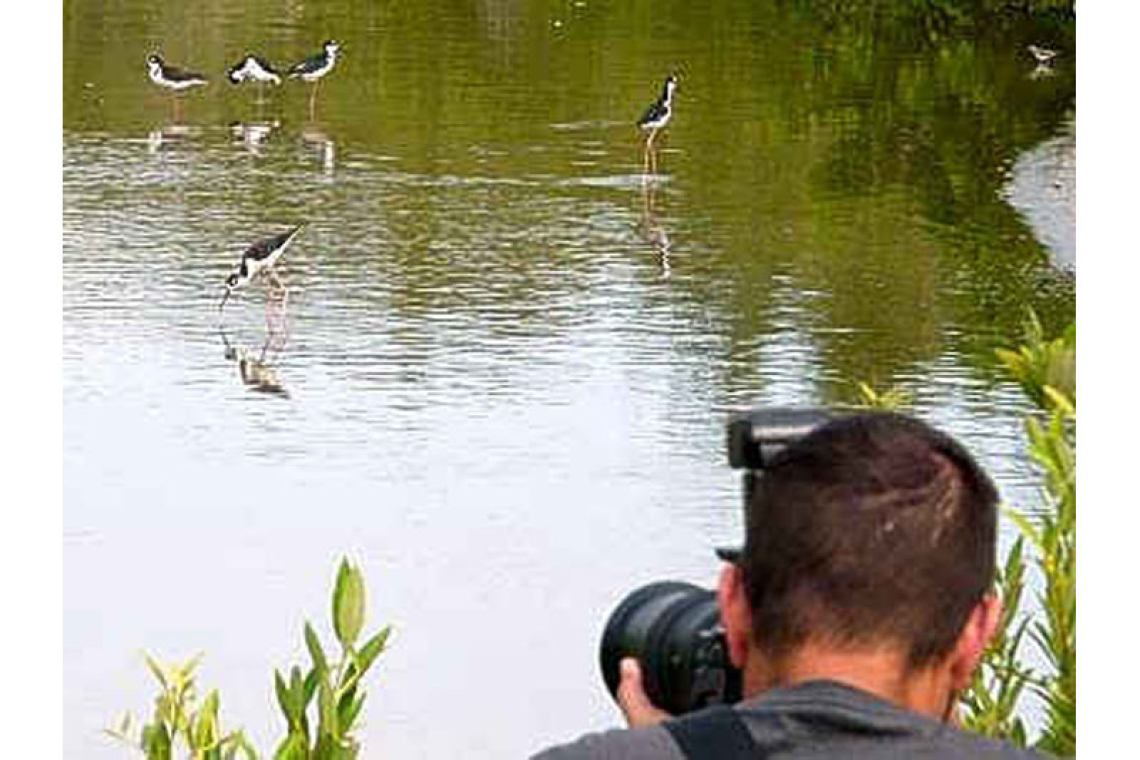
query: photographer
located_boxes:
[533,411,1046,759]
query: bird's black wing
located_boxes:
[289,53,323,76]
[164,63,207,82]
[638,100,666,127]
[253,55,281,77]
[243,225,305,263]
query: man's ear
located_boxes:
[948,593,1003,690]
[717,564,753,669]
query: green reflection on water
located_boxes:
[64,0,1075,402]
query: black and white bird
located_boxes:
[228,54,282,86]
[288,40,342,117]
[1027,44,1058,66]
[219,224,306,311]
[637,74,678,175]
[147,53,207,118]
[147,53,208,91]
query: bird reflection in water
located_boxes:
[219,304,290,398]
[301,126,335,173]
[146,122,201,155]
[231,120,279,155]
[638,178,672,279]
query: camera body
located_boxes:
[598,407,839,715]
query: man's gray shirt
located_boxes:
[532,680,1046,759]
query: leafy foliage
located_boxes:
[850,312,1075,754]
[994,310,1075,409]
[961,313,1075,754]
[109,559,391,760]
[849,379,913,410]
[105,654,258,760]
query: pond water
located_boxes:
[63,1,1075,757]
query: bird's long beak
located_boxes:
[219,287,231,311]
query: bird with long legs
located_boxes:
[288,40,341,119]
[146,53,208,119]
[219,224,306,313]
[637,74,678,177]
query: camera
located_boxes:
[597,407,838,715]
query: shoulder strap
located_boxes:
[662,705,759,760]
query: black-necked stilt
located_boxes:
[147,53,208,117]
[1027,44,1058,65]
[638,74,678,175]
[288,40,341,118]
[228,54,282,102]
[219,224,305,311]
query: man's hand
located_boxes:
[616,657,673,728]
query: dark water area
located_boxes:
[63,1,1074,757]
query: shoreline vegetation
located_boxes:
[858,310,1075,754]
[963,313,1075,755]
[108,560,392,760]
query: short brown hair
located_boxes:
[740,412,998,668]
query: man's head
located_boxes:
[719,412,1001,700]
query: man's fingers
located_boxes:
[617,657,672,728]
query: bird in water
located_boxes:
[228,54,282,109]
[146,53,208,118]
[637,74,679,176]
[219,224,306,312]
[1027,44,1058,66]
[229,54,281,85]
[228,54,282,93]
[288,40,342,118]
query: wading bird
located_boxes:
[637,74,678,176]
[1027,44,1058,66]
[228,54,282,102]
[146,53,208,118]
[288,40,341,118]
[219,224,306,312]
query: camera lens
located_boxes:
[599,581,738,715]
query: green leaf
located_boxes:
[144,653,169,690]
[197,689,222,748]
[289,666,307,724]
[304,667,322,710]
[274,669,295,725]
[318,676,339,740]
[332,560,365,649]
[273,731,308,760]
[305,620,328,674]
[142,722,172,760]
[220,730,260,760]
[338,691,365,733]
[355,626,392,677]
